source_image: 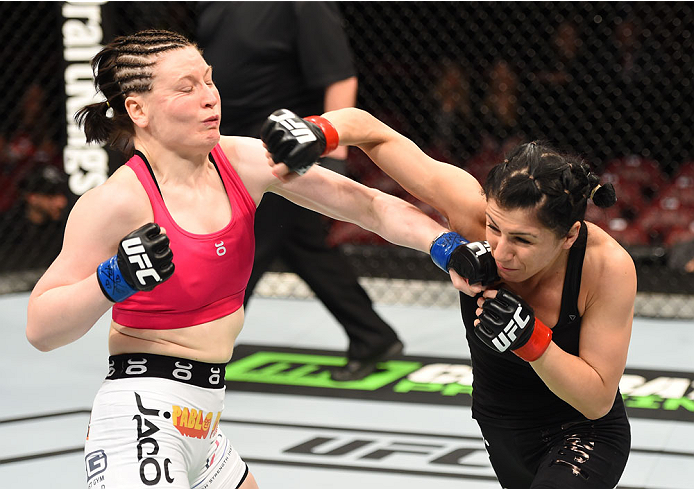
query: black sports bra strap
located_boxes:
[208,152,223,181]
[134,150,163,198]
[134,149,224,197]
[557,221,588,324]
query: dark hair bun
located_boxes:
[592,183,617,208]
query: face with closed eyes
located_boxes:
[485,199,578,283]
[127,46,221,154]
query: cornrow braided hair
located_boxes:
[75,30,195,153]
[483,142,617,237]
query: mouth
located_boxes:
[496,262,516,272]
[203,115,220,123]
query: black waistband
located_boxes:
[107,353,227,389]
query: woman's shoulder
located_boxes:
[218,135,279,202]
[583,221,636,287]
[585,222,633,258]
[218,135,262,163]
[71,165,151,227]
[101,165,148,206]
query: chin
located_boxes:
[200,132,221,150]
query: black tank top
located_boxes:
[460,222,627,428]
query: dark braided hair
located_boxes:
[483,142,617,237]
[75,30,195,153]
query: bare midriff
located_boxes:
[108,307,245,363]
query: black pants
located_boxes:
[244,193,399,360]
[477,416,631,489]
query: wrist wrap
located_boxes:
[305,115,339,156]
[513,319,553,362]
[430,231,469,272]
[97,255,138,303]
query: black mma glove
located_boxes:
[96,223,175,302]
[260,109,339,175]
[475,288,553,362]
[429,232,500,286]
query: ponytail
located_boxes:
[74,100,114,145]
[74,99,134,153]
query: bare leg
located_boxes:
[239,470,260,489]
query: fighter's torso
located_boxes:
[108,144,256,363]
[460,222,626,427]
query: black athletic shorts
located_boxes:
[477,415,631,489]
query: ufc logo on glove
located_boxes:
[268,109,317,144]
[122,237,162,285]
[476,288,553,362]
[467,241,492,257]
[491,303,531,352]
[96,223,174,302]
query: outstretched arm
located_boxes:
[321,108,487,241]
[270,164,447,253]
[223,134,446,252]
[256,109,497,294]
[266,108,487,241]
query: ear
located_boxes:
[124,94,148,129]
[562,221,581,249]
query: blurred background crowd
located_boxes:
[0,2,692,314]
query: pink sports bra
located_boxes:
[112,144,256,329]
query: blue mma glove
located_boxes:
[97,223,174,302]
[430,232,499,286]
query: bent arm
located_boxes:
[26,173,148,351]
[321,107,487,240]
[531,245,636,419]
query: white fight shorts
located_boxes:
[84,353,248,489]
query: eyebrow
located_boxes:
[486,213,538,238]
[175,66,213,83]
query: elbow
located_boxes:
[579,397,614,421]
[26,324,54,352]
[26,301,54,352]
[360,190,387,233]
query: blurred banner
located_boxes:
[62,1,109,196]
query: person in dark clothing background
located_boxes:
[0,164,68,273]
[196,1,403,381]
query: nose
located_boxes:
[202,83,218,107]
[492,235,513,263]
